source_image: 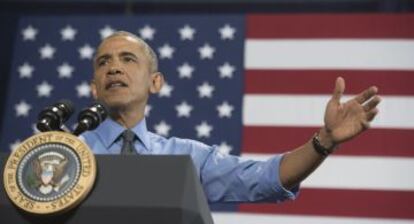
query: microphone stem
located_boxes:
[73,119,90,136]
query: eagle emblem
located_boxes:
[31,151,70,195]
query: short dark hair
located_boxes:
[97,31,158,73]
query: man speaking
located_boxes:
[81,31,381,203]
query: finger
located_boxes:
[366,108,379,122]
[363,96,381,111]
[354,86,378,104]
[331,77,345,103]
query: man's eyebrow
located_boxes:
[94,52,138,64]
[95,54,111,63]
[119,51,138,59]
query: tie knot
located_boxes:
[122,129,135,142]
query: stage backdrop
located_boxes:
[1,14,413,223]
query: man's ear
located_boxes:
[90,80,98,100]
[149,72,165,94]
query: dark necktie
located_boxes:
[120,129,138,155]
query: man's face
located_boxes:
[91,35,159,111]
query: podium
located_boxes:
[0,153,213,224]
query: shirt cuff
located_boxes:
[267,154,300,202]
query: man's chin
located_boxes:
[98,96,146,113]
[101,99,129,110]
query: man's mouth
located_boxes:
[105,81,128,90]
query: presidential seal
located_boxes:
[3,131,96,214]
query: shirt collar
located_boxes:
[95,117,151,151]
[130,118,151,151]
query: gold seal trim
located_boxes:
[3,131,96,214]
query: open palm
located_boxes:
[324,77,381,144]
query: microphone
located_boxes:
[37,99,75,132]
[73,102,108,136]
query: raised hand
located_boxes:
[323,77,381,145]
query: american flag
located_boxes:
[1,14,413,223]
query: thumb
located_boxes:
[331,77,345,103]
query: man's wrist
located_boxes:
[311,128,338,156]
[318,128,336,149]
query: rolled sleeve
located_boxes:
[264,154,299,202]
[201,146,300,203]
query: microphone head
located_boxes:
[56,99,75,123]
[75,102,108,133]
[37,99,75,132]
[88,102,108,122]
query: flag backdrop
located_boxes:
[1,14,414,223]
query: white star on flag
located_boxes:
[158,82,174,97]
[36,81,53,97]
[139,25,156,40]
[175,101,193,118]
[100,25,115,39]
[218,62,235,79]
[76,81,91,98]
[158,43,175,59]
[177,62,194,79]
[18,62,34,79]
[197,82,214,98]
[10,139,21,151]
[154,120,171,137]
[217,101,234,118]
[15,100,31,117]
[78,44,95,60]
[61,25,77,41]
[21,25,38,41]
[198,43,215,59]
[179,25,196,40]
[39,44,56,59]
[145,105,152,117]
[217,142,233,155]
[57,62,74,79]
[195,121,213,138]
[219,24,236,40]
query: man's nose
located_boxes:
[107,66,123,75]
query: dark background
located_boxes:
[0,0,413,128]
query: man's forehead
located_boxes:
[96,35,144,55]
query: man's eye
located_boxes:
[124,57,135,62]
[98,60,107,66]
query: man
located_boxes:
[81,31,381,203]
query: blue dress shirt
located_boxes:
[80,118,299,203]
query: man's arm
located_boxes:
[279,77,381,189]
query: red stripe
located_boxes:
[245,70,414,95]
[242,127,414,157]
[247,14,414,38]
[239,188,414,219]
